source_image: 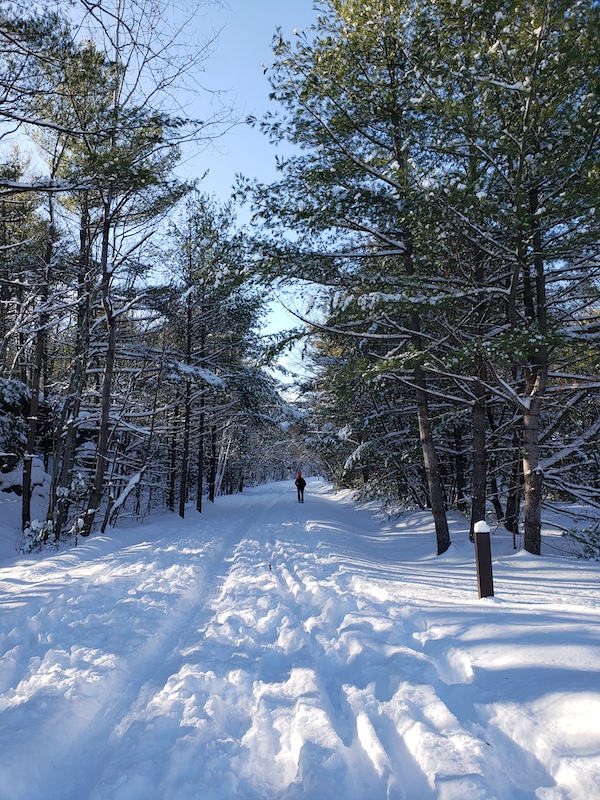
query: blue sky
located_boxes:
[191,0,317,204]
[188,1,317,344]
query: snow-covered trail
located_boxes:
[1,480,599,800]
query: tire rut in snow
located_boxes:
[259,532,506,800]
[85,525,425,800]
[54,494,290,800]
[40,526,249,800]
[264,539,435,800]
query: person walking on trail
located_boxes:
[295,472,306,503]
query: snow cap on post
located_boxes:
[474,520,494,598]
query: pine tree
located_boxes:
[245,0,600,554]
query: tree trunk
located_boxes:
[22,331,43,533]
[101,436,122,533]
[505,427,522,548]
[404,238,450,555]
[179,292,193,518]
[208,423,217,503]
[49,194,91,540]
[82,189,115,536]
[453,426,468,514]
[387,85,449,553]
[196,319,206,512]
[179,380,191,518]
[196,396,205,513]
[522,397,543,555]
[414,365,450,554]
[520,186,548,555]
[22,199,53,534]
[488,468,504,523]
[484,405,504,523]
[168,405,178,511]
[470,374,487,539]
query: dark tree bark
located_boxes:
[505,428,522,545]
[196,394,205,513]
[49,193,91,540]
[22,197,53,533]
[208,423,217,503]
[196,319,207,513]
[453,426,468,514]
[82,188,116,536]
[168,405,178,512]
[179,380,191,518]
[522,397,544,555]
[520,186,548,556]
[470,363,488,539]
[404,241,450,555]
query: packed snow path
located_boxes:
[1,480,599,800]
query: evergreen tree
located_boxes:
[244,0,600,554]
[0,2,236,542]
[160,192,272,514]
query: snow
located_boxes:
[1,479,599,800]
[170,364,224,386]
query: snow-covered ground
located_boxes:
[1,479,599,800]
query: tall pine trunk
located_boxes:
[196,316,207,512]
[505,428,522,548]
[82,188,115,536]
[404,242,450,555]
[196,394,205,512]
[470,364,487,538]
[22,328,44,533]
[22,198,53,534]
[522,397,543,554]
[49,194,91,540]
[453,426,468,514]
[208,423,217,503]
[412,364,450,554]
[520,186,548,555]
[168,405,178,511]
[179,380,191,518]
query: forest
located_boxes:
[1,0,599,558]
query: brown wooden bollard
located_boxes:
[474,520,494,598]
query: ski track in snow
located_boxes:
[1,480,599,800]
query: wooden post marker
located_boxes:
[474,520,494,598]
